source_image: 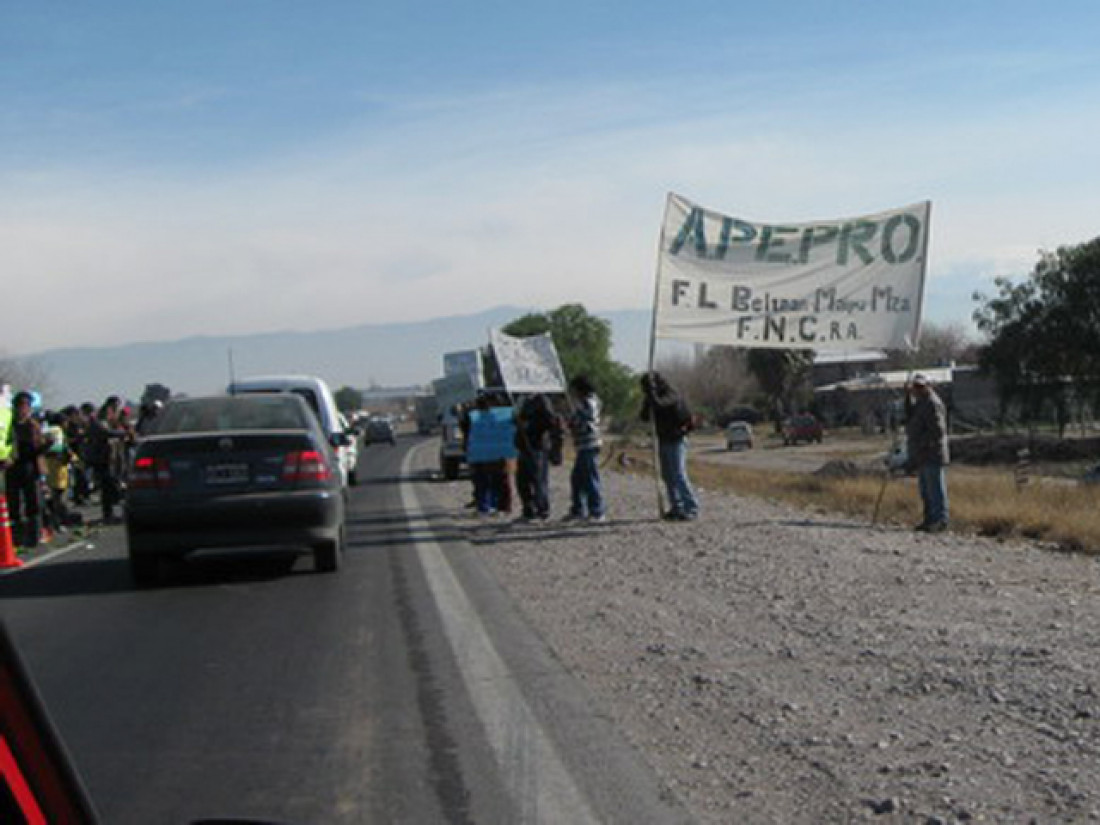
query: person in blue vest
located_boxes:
[466,393,518,516]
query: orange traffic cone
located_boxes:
[0,495,23,569]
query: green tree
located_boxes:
[334,385,364,414]
[972,237,1100,427]
[503,304,638,428]
[746,349,815,431]
[141,383,173,405]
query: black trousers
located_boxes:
[92,463,122,519]
[5,465,42,547]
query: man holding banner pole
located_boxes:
[640,371,699,521]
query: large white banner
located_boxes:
[655,194,930,351]
[489,330,567,395]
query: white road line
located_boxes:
[0,537,95,574]
[400,443,599,825]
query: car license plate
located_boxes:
[205,463,249,485]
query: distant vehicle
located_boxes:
[1083,464,1100,485]
[782,413,824,445]
[125,394,347,586]
[364,416,396,446]
[415,395,439,434]
[228,374,354,486]
[725,421,754,451]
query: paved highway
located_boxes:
[0,435,687,824]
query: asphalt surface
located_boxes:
[0,435,687,825]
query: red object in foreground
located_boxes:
[0,622,100,823]
[0,497,23,570]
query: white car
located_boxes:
[228,375,356,486]
[725,421,754,451]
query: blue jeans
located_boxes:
[472,464,498,514]
[659,439,699,516]
[517,450,550,518]
[570,448,604,518]
[918,463,948,525]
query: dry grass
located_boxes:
[610,446,1100,554]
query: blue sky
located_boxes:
[4,1,1100,354]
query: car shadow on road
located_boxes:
[0,551,321,599]
[0,557,140,598]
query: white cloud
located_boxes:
[6,68,1100,354]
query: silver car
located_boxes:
[725,421,754,451]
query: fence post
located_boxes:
[1015,447,1031,492]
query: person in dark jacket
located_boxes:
[5,391,45,548]
[84,396,126,524]
[515,394,561,520]
[63,405,91,505]
[905,373,950,532]
[640,372,700,521]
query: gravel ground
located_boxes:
[434,461,1100,824]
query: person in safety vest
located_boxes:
[0,385,14,481]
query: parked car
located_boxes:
[1083,464,1100,485]
[364,416,396,446]
[725,421,754,450]
[782,414,824,445]
[125,394,347,585]
[228,374,354,486]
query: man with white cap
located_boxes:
[905,373,950,532]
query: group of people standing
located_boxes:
[1,390,162,550]
[460,370,702,525]
[458,367,950,533]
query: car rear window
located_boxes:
[157,396,313,434]
[236,387,323,426]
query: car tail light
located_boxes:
[131,457,172,489]
[282,450,332,484]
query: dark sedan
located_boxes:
[125,394,346,585]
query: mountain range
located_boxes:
[28,306,657,405]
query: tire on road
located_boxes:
[314,528,344,573]
[129,551,161,588]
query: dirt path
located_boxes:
[437,464,1100,823]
